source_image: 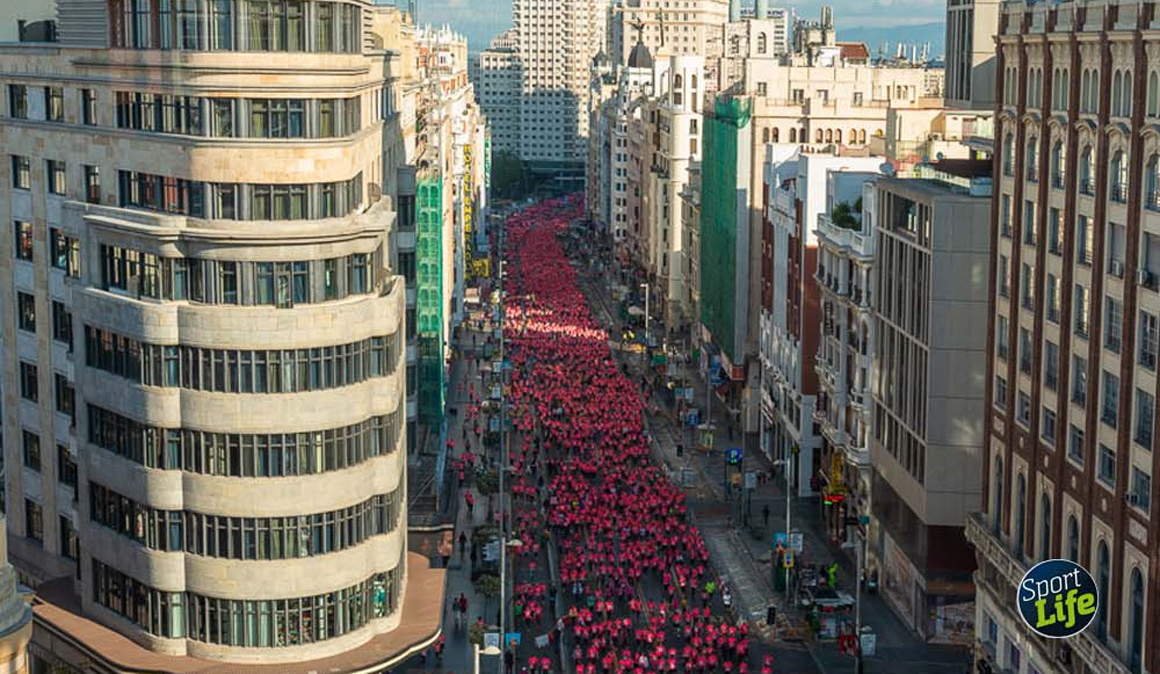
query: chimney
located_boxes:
[729,0,740,22]
[755,0,768,18]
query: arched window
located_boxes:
[1111,150,1127,202]
[835,129,842,144]
[1059,69,1069,110]
[674,73,683,90]
[1051,140,1065,187]
[1089,69,1100,112]
[771,127,779,142]
[1129,569,1144,673]
[1080,145,1093,193]
[1113,71,1123,116]
[825,129,833,143]
[691,74,698,91]
[816,128,824,143]
[757,32,767,54]
[1097,541,1110,640]
[1149,71,1159,117]
[1003,133,1015,176]
[858,129,866,144]
[1039,494,1051,559]
[1067,515,1079,562]
[993,458,1004,534]
[1026,137,1039,181]
[789,127,797,143]
[1015,473,1026,556]
[1147,155,1160,210]
[849,128,857,144]
[762,127,770,143]
[1123,70,1133,117]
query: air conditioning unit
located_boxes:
[1139,269,1156,288]
[1110,260,1126,278]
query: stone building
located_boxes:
[0,1,442,670]
[968,2,1160,674]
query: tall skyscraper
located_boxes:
[0,1,439,670]
[944,0,999,110]
[514,0,606,166]
[968,3,1158,674]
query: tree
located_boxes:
[475,573,501,616]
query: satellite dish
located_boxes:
[879,162,895,177]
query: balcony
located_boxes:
[966,513,1133,674]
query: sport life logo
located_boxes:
[1017,559,1099,639]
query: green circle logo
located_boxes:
[1017,559,1099,639]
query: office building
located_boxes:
[0,1,442,670]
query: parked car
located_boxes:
[799,586,855,611]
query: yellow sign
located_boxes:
[829,452,846,495]
[783,551,795,568]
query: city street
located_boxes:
[400,197,969,674]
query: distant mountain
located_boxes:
[837,22,946,62]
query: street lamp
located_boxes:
[772,457,793,604]
[474,644,501,674]
[640,282,650,370]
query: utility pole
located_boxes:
[785,447,793,604]
[642,282,650,370]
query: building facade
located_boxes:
[0,1,442,671]
[967,2,1160,674]
[514,0,605,167]
[945,0,1000,111]
[870,169,990,641]
[472,29,522,155]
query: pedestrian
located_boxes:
[465,491,475,515]
[762,504,770,529]
[459,531,468,558]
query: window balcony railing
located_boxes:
[1080,179,1095,196]
[1110,183,1128,203]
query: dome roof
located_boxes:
[627,41,653,69]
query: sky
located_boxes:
[409,0,947,54]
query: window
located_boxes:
[1076,215,1092,264]
[45,86,63,122]
[37,163,62,202]
[1105,297,1123,354]
[11,155,30,189]
[1072,355,1088,405]
[1023,200,1037,244]
[25,500,43,545]
[1046,274,1060,323]
[8,84,27,118]
[22,430,40,471]
[1026,140,1039,182]
[1044,341,1059,391]
[82,88,97,125]
[1141,311,1158,370]
[219,261,238,304]
[1080,146,1094,194]
[58,445,77,493]
[997,315,1009,360]
[1048,208,1061,254]
[55,373,76,425]
[19,362,38,402]
[1068,425,1084,464]
[1051,141,1065,188]
[60,516,79,559]
[52,301,73,350]
[1003,134,1014,176]
[1111,151,1128,202]
[998,255,1010,297]
[1019,327,1032,374]
[1131,468,1151,512]
[85,165,101,204]
[249,98,305,138]
[50,229,80,278]
[1135,389,1154,450]
[1041,407,1057,445]
[1098,445,1116,486]
[13,221,32,262]
[1101,371,1120,428]
[17,292,35,332]
[1017,391,1032,426]
[1074,284,1090,337]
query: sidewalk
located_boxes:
[577,258,969,674]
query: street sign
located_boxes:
[783,551,795,568]
[725,447,742,464]
[744,471,757,490]
[773,532,787,548]
[789,532,804,553]
[730,473,742,486]
[860,630,877,657]
[505,632,521,647]
[484,632,501,650]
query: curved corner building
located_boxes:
[0,1,431,670]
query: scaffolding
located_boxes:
[699,97,751,362]
[416,172,446,425]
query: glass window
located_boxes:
[210,0,233,49]
[1068,425,1084,464]
[14,221,32,261]
[8,84,27,118]
[11,155,30,189]
[1101,371,1120,428]
[1098,445,1116,486]
[1135,389,1154,450]
[47,159,66,195]
[45,86,63,122]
